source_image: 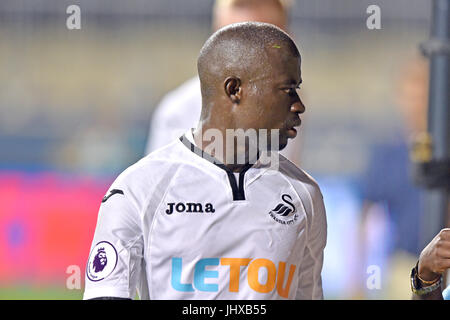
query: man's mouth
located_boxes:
[286,119,301,138]
[287,127,297,138]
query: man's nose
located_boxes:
[291,98,305,114]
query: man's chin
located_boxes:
[278,141,288,151]
[268,139,287,151]
[278,135,290,150]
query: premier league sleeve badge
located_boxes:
[86,241,118,282]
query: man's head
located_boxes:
[197,22,304,152]
[212,0,290,31]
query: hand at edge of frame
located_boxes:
[418,228,450,283]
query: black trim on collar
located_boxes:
[179,134,254,201]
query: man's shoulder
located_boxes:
[278,155,320,187]
[277,155,326,232]
[116,140,190,187]
[277,154,323,199]
[105,140,204,211]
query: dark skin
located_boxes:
[413,228,450,300]
[193,44,305,172]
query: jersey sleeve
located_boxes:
[295,184,327,300]
[83,184,145,300]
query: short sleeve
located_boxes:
[295,186,327,299]
[83,185,145,300]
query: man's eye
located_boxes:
[283,87,300,94]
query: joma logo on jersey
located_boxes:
[171,257,296,298]
[165,202,216,215]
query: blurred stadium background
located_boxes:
[0,0,446,299]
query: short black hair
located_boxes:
[197,22,300,100]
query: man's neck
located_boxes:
[192,126,257,173]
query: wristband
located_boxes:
[410,262,442,296]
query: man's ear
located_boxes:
[224,77,242,103]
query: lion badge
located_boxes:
[86,241,118,282]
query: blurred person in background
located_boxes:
[356,57,429,297]
[411,228,450,300]
[145,0,303,167]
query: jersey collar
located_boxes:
[179,130,255,201]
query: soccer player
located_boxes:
[83,22,327,300]
[146,0,304,167]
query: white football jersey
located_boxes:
[83,130,327,300]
